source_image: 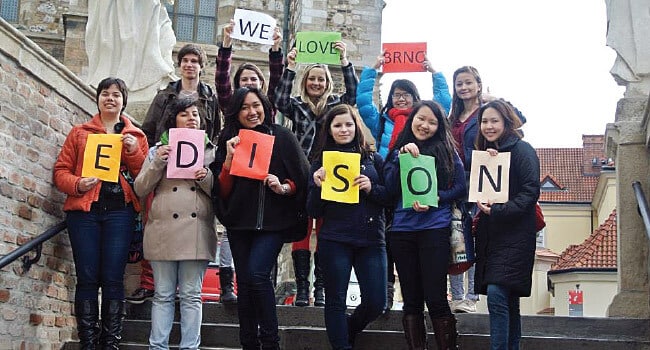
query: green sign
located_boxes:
[399,153,438,208]
[295,31,342,65]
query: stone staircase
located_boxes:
[65,302,650,349]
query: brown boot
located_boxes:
[402,313,428,350]
[431,315,459,350]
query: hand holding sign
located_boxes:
[295,32,343,65]
[231,9,277,45]
[82,134,123,182]
[382,42,427,73]
[399,153,438,208]
[322,151,360,203]
[230,129,275,180]
[468,150,511,203]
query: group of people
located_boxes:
[54,22,540,350]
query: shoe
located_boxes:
[292,250,311,307]
[431,315,459,349]
[219,266,238,304]
[125,288,154,304]
[313,252,325,307]
[452,299,476,313]
[99,300,124,349]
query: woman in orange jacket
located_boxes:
[53,77,148,350]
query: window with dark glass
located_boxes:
[0,0,19,23]
[165,0,218,44]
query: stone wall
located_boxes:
[0,17,97,349]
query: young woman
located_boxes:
[357,54,451,311]
[383,101,466,350]
[274,42,358,307]
[212,87,310,350]
[307,104,390,349]
[473,100,540,350]
[134,98,217,349]
[53,77,148,349]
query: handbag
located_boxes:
[448,201,475,275]
[120,167,144,264]
[535,202,546,232]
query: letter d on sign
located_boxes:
[176,141,199,168]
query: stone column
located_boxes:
[605,97,650,318]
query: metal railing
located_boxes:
[632,181,650,241]
[0,221,67,271]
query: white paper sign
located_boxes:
[231,9,276,45]
[468,150,511,204]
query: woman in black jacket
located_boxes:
[473,99,540,350]
[307,104,390,349]
[211,87,309,350]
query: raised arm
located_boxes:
[215,20,235,113]
[423,56,451,114]
[356,57,383,140]
[273,48,298,117]
[267,26,284,107]
[335,41,358,105]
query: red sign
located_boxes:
[568,289,583,305]
[230,129,275,180]
[382,42,427,73]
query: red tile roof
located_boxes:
[536,147,602,203]
[550,210,617,272]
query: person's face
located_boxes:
[391,87,414,110]
[239,69,262,89]
[480,107,505,142]
[237,92,265,129]
[411,106,439,141]
[329,112,356,145]
[98,84,124,116]
[305,67,327,98]
[180,53,201,80]
[454,72,481,101]
[175,105,200,129]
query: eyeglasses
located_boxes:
[392,92,412,100]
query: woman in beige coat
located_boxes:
[134,97,217,350]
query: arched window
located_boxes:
[165,0,218,44]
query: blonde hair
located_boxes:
[299,64,334,117]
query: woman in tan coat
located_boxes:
[134,97,217,350]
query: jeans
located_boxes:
[318,239,387,350]
[219,230,234,268]
[66,206,134,301]
[390,228,452,318]
[228,229,284,350]
[487,284,521,350]
[450,264,478,300]
[149,260,208,350]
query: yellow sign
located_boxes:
[322,151,360,204]
[81,134,123,182]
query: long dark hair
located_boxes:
[391,100,457,187]
[448,66,482,125]
[380,79,421,115]
[475,100,523,151]
[312,104,372,162]
[96,77,128,114]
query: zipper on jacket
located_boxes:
[256,182,265,230]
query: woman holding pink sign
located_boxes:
[383,100,465,350]
[212,87,309,350]
[134,97,217,349]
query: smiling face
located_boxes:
[480,107,505,142]
[98,84,124,116]
[180,53,201,80]
[391,87,414,110]
[237,92,265,129]
[411,105,439,141]
[175,105,200,129]
[305,67,328,98]
[454,72,481,101]
[329,112,356,145]
[239,69,262,89]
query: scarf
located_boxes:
[387,107,412,150]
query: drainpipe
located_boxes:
[282,0,290,54]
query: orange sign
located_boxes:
[382,42,427,73]
[230,129,275,180]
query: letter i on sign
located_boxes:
[230,129,275,180]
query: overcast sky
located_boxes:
[379,0,625,148]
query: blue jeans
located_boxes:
[487,284,521,350]
[149,260,208,350]
[450,264,478,301]
[66,206,134,301]
[390,228,452,318]
[318,239,387,350]
[228,230,284,350]
[219,230,234,268]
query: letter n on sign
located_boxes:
[230,129,275,180]
[468,150,510,203]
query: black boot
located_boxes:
[402,313,428,350]
[99,300,124,350]
[75,299,100,350]
[313,252,325,307]
[431,315,459,350]
[385,281,395,313]
[292,250,311,307]
[219,266,238,304]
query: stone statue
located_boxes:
[605,0,650,97]
[85,0,178,103]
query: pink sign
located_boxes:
[167,128,206,179]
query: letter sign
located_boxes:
[82,134,122,182]
[468,150,511,203]
[322,151,360,203]
[230,129,275,180]
[382,42,427,73]
[167,128,206,179]
[295,31,342,65]
[231,9,277,45]
[399,153,438,208]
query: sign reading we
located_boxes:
[468,150,511,203]
[167,128,206,179]
[82,134,123,182]
[230,129,275,180]
[399,153,438,208]
[231,9,277,45]
[295,31,342,65]
[321,151,360,204]
[382,42,427,73]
